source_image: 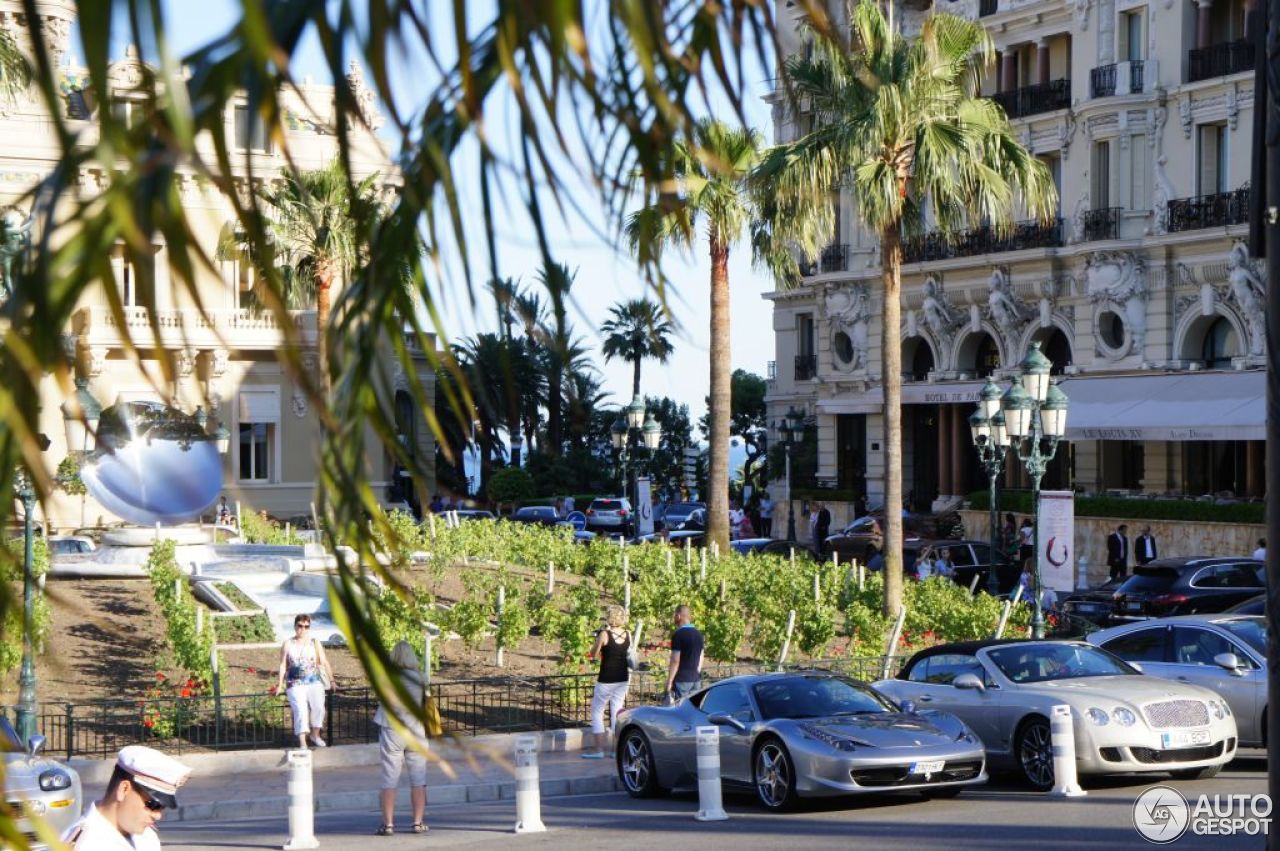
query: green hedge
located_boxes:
[966,490,1264,524]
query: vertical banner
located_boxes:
[1037,490,1075,592]
[637,477,654,536]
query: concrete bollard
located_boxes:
[513,734,547,833]
[282,748,319,849]
[1049,704,1086,797]
[694,726,729,821]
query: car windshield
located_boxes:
[0,717,21,752]
[843,517,877,535]
[987,644,1138,683]
[751,676,893,720]
[1117,568,1178,594]
[1218,617,1268,656]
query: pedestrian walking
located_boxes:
[758,492,773,538]
[374,641,429,836]
[813,500,832,555]
[665,604,704,702]
[1254,538,1266,561]
[582,605,631,759]
[1001,512,1019,562]
[1018,518,1034,566]
[276,613,335,749]
[1135,526,1158,565]
[63,745,191,850]
[1107,524,1130,581]
[728,501,744,541]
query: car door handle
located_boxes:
[1176,676,1190,682]
[915,695,933,702]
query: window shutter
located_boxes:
[239,389,280,424]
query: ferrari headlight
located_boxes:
[1086,708,1110,726]
[955,729,976,744]
[1112,708,1136,727]
[800,723,858,751]
[38,769,71,792]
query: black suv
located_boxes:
[1110,557,1264,621]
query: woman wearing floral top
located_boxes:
[276,614,336,749]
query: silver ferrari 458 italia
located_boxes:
[1,718,83,848]
[614,671,987,811]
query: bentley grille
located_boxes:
[1142,699,1209,728]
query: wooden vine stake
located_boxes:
[813,572,820,603]
[992,599,1014,639]
[428,512,436,541]
[789,548,796,571]
[776,610,797,671]
[700,548,707,584]
[496,586,506,668]
[685,538,692,568]
[546,562,554,596]
[880,605,907,680]
[623,580,632,612]
[967,574,980,597]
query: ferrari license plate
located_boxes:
[910,760,945,775]
[1161,729,1211,749]
[1125,601,1144,612]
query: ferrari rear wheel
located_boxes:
[753,737,798,811]
[1015,717,1055,792]
[617,728,663,798]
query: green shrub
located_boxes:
[239,509,305,545]
[213,613,276,644]
[967,490,1264,524]
[145,541,214,684]
[487,468,536,504]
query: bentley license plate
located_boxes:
[910,760,945,775]
[1161,729,1210,749]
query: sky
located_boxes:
[123,2,781,428]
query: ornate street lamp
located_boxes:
[1000,342,1070,639]
[778,405,805,541]
[970,396,1011,596]
[12,431,49,744]
[612,398,662,502]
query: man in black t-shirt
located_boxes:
[665,605,704,701]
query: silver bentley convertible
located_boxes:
[874,639,1238,791]
[613,671,987,811]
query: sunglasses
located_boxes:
[297,622,311,629]
[135,787,165,812]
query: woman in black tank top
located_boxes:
[583,605,632,758]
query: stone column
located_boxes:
[1037,39,1051,85]
[937,405,953,497]
[1196,0,1214,49]
[1001,50,1017,92]
[950,404,965,498]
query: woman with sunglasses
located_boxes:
[277,614,336,749]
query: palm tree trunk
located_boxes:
[315,271,333,398]
[881,224,905,618]
[631,356,641,398]
[707,238,732,553]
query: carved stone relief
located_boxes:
[825,284,871,373]
[1085,252,1149,359]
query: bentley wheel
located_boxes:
[753,737,798,811]
[1015,717,1055,792]
[617,728,663,798]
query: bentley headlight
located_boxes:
[38,769,72,792]
[1220,699,1232,717]
[1112,707,1136,727]
[1086,708,1110,726]
[1208,700,1225,720]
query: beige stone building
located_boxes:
[766,0,1263,522]
[1,1,435,529]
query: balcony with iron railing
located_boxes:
[794,354,817,381]
[979,0,998,16]
[820,243,849,273]
[1188,40,1255,82]
[902,218,1063,263]
[1167,186,1251,232]
[76,304,318,350]
[1090,60,1146,97]
[992,79,1072,120]
[1081,207,1121,241]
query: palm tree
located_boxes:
[755,0,1057,615]
[599,298,674,399]
[0,27,28,105]
[537,262,576,456]
[261,161,381,395]
[626,120,770,553]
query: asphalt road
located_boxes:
[161,752,1270,851]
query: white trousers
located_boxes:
[589,680,630,735]
[287,681,326,735]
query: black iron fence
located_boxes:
[1082,207,1121,241]
[1188,40,1255,82]
[1167,187,1251,232]
[1129,60,1145,93]
[992,79,1071,119]
[5,659,908,759]
[902,218,1062,263]
[1090,63,1117,97]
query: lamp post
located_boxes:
[777,406,805,541]
[970,379,1011,595]
[13,467,36,743]
[610,397,662,504]
[999,342,1070,639]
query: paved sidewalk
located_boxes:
[71,730,620,823]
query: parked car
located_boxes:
[1110,557,1265,621]
[509,506,561,526]
[1088,614,1266,747]
[443,509,496,522]
[1,719,82,848]
[615,671,986,810]
[875,639,1238,790]
[731,538,820,559]
[1224,594,1265,616]
[585,498,634,535]
[662,502,706,529]
[1061,577,1127,625]
[46,535,95,556]
[669,507,706,532]
[909,540,1017,592]
[826,511,963,566]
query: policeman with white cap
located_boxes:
[62,745,192,850]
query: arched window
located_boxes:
[1039,328,1073,375]
[974,334,1000,378]
[1201,317,1238,369]
[904,338,935,381]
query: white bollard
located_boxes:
[513,734,547,833]
[694,726,729,821]
[1048,704,1087,798]
[282,748,319,849]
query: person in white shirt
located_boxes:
[758,493,774,539]
[63,745,192,850]
[915,553,934,580]
[1254,538,1267,561]
[728,502,744,540]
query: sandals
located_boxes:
[412,823,428,834]
[375,825,394,836]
